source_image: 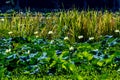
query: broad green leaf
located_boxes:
[97,61,104,66]
[77,75,83,80]
[82,51,89,57]
[87,54,93,60]
[105,58,112,64]
[50,61,56,68]
[67,63,76,72]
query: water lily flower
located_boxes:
[48,31,53,35]
[64,36,69,40]
[0,18,4,21]
[50,40,54,44]
[8,31,13,35]
[69,46,74,51]
[89,37,94,40]
[115,30,120,33]
[36,35,39,38]
[5,49,11,53]
[34,31,38,35]
[78,35,83,39]
[27,50,30,54]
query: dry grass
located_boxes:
[0,10,119,42]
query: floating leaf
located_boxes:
[82,51,89,57]
[97,61,104,66]
[87,54,93,61]
[77,75,83,80]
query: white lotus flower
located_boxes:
[69,46,74,51]
[36,35,39,38]
[48,31,53,34]
[0,18,4,21]
[5,49,11,53]
[64,36,69,40]
[50,40,54,44]
[27,50,30,54]
[89,37,94,40]
[78,35,83,39]
[8,31,13,35]
[34,31,38,35]
[115,30,120,33]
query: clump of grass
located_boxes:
[0,10,119,43]
[1,68,120,80]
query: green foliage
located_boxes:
[0,35,119,79]
[0,10,120,79]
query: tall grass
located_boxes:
[0,10,119,42]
